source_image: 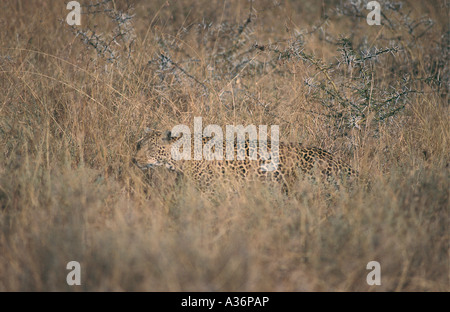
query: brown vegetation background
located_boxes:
[0,0,448,291]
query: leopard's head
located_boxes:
[133,129,177,171]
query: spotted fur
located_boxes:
[133,129,357,193]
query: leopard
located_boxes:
[132,129,357,194]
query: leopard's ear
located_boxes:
[162,130,172,141]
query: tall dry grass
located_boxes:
[0,0,448,291]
